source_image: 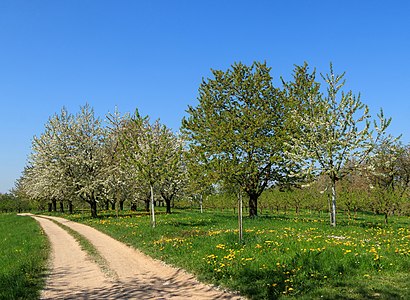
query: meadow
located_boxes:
[65,209,410,299]
[0,214,49,300]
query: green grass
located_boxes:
[0,214,49,300]
[63,209,410,299]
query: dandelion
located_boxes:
[224,250,235,261]
[216,244,226,250]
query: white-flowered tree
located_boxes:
[21,105,107,217]
[284,63,392,226]
[120,111,186,226]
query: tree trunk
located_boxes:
[165,199,171,214]
[248,193,258,217]
[90,201,98,218]
[52,199,57,212]
[48,203,52,212]
[330,179,337,227]
[68,201,73,214]
[111,201,115,210]
[150,184,156,228]
[119,200,124,211]
[384,212,388,224]
[238,191,243,242]
[105,200,109,210]
[59,201,64,213]
[144,200,149,212]
[200,194,203,213]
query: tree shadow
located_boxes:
[41,269,241,300]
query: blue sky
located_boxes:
[0,0,409,193]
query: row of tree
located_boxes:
[190,150,410,224]
[14,61,409,226]
[14,106,185,225]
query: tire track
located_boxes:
[25,214,243,299]
[27,215,114,299]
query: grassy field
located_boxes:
[63,208,410,299]
[0,214,49,300]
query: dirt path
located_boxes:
[24,214,242,299]
[25,215,113,299]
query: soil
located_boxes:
[21,214,243,300]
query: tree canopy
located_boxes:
[182,61,290,217]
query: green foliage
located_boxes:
[0,193,32,212]
[17,63,407,224]
[182,61,291,217]
[0,214,49,299]
[65,209,410,300]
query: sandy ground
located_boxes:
[22,214,243,300]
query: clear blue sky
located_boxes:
[1,0,409,193]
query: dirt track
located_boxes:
[22,214,242,300]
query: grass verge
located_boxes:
[0,214,49,300]
[63,209,410,299]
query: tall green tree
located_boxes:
[284,63,391,226]
[182,61,289,217]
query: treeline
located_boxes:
[13,61,410,226]
[0,193,32,213]
[186,167,410,224]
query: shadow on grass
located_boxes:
[306,279,408,300]
[211,250,409,300]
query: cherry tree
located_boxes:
[284,63,391,226]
